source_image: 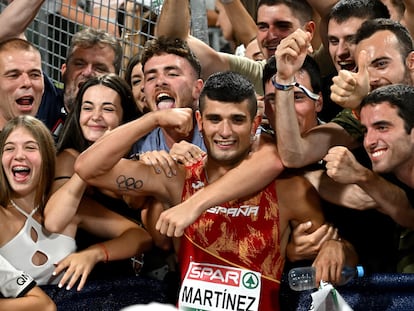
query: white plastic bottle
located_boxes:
[288,265,364,291]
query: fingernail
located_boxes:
[156,168,161,174]
[58,283,63,288]
[66,286,71,290]
[167,172,172,177]
[52,271,56,276]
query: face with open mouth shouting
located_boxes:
[143,53,203,112]
[328,17,366,73]
[2,126,42,197]
[0,48,44,126]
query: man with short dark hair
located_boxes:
[324,84,414,273]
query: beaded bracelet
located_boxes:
[98,243,109,263]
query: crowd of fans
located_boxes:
[0,0,413,310]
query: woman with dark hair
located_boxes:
[44,73,151,283]
[125,53,151,114]
[57,73,141,152]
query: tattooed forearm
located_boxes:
[116,175,144,191]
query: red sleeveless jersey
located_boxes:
[178,160,284,311]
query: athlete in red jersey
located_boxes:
[179,159,283,310]
[76,71,357,311]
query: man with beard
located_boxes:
[129,36,205,153]
[36,27,122,140]
[319,0,390,121]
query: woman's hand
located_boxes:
[53,246,103,291]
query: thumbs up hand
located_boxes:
[330,50,370,110]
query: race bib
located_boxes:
[178,262,261,311]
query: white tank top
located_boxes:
[0,202,76,285]
[0,254,35,298]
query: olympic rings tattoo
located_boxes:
[116,175,143,191]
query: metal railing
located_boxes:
[0,1,163,83]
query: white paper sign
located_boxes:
[178,262,261,311]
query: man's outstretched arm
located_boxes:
[0,0,44,40]
[156,0,231,80]
[275,29,358,167]
[75,109,192,198]
[325,146,414,229]
[156,140,284,237]
[219,0,257,47]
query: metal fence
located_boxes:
[0,0,223,85]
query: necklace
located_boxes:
[10,200,38,215]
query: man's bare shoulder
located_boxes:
[276,172,324,228]
[303,119,359,150]
[276,173,314,197]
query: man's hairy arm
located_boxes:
[75,109,192,201]
[156,141,284,237]
[0,0,44,40]
[324,146,414,228]
[155,0,190,39]
[156,0,231,80]
[220,0,257,47]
